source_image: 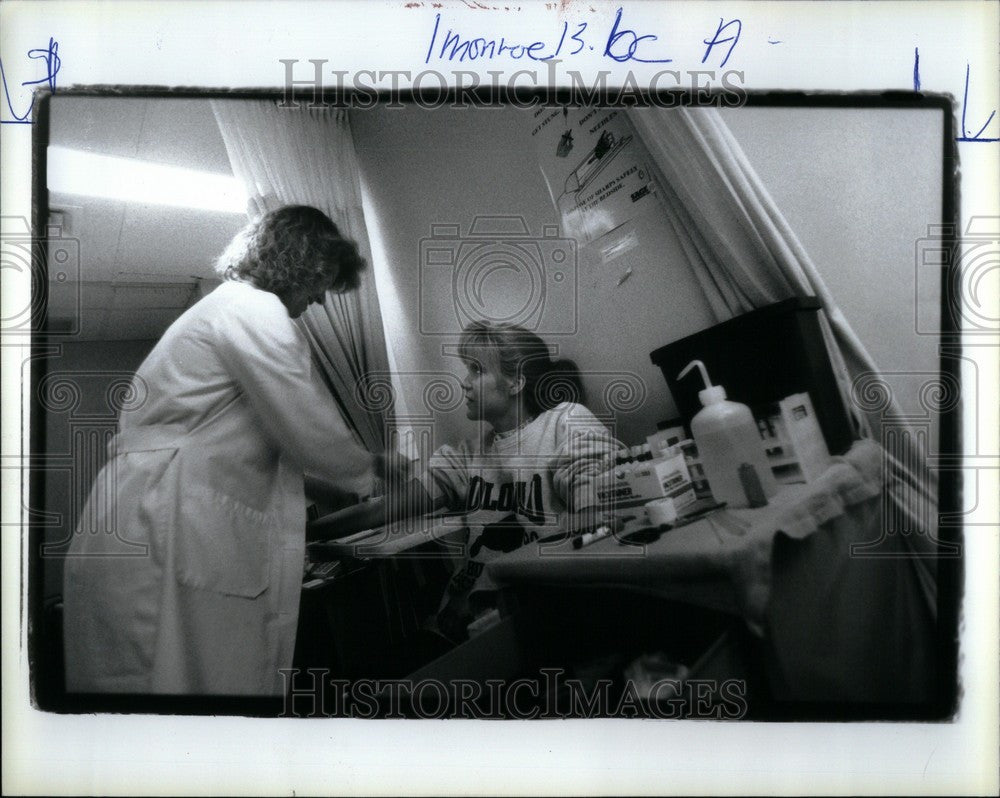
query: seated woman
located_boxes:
[310,321,620,642]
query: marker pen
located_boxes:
[573,524,612,549]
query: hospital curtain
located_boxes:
[210,99,390,455]
[627,107,938,601]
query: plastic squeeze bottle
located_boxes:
[678,360,778,509]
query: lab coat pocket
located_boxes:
[175,488,274,599]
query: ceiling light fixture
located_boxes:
[47,146,248,214]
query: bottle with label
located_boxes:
[677,359,778,509]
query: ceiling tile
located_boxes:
[136,99,234,175]
[116,203,245,280]
[48,96,146,161]
[48,96,233,174]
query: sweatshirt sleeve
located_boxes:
[214,286,376,495]
[550,403,620,511]
[417,442,472,510]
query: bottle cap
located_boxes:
[699,385,726,405]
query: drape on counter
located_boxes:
[210,99,391,457]
[627,106,939,611]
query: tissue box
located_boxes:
[629,452,697,509]
[778,392,831,482]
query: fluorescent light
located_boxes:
[47,146,248,214]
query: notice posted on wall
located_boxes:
[533,107,658,244]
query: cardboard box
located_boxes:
[629,452,697,509]
[595,468,640,504]
[778,392,831,482]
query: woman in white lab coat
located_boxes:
[63,205,390,696]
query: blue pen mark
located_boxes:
[425,7,683,65]
[913,46,920,91]
[1,37,60,125]
[767,37,782,45]
[0,60,31,124]
[702,18,741,67]
[425,14,440,63]
[24,37,61,90]
[427,14,578,62]
[957,63,998,142]
[538,21,568,61]
[603,7,672,63]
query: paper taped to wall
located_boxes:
[533,108,658,244]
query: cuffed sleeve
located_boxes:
[418,443,471,510]
[550,403,620,511]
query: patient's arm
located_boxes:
[306,477,448,541]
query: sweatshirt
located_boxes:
[418,401,619,602]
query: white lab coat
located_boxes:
[63,281,374,696]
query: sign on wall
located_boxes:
[533,107,658,244]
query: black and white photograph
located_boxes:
[29,91,962,722]
[2,1,997,795]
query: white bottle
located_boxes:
[678,360,778,509]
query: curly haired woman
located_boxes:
[63,205,399,696]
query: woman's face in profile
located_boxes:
[461,356,512,424]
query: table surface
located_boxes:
[485,441,885,630]
[309,441,885,630]
[307,510,469,560]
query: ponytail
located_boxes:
[527,357,584,414]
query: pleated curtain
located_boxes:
[210,99,391,455]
